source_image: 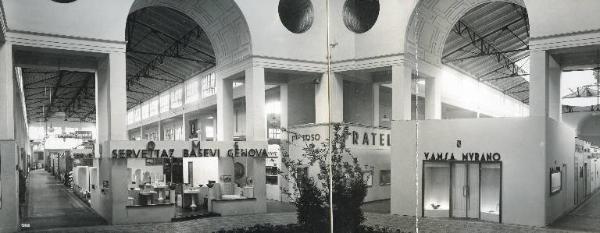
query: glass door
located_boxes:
[451,163,479,219]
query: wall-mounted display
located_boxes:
[379,170,391,185]
[550,167,562,194]
[363,169,373,187]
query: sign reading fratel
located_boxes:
[110,141,271,159]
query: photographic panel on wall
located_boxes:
[550,167,562,195]
[379,170,391,186]
[363,168,373,187]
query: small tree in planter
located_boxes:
[280,123,369,233]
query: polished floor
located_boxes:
[22,170,107,231]
[550,190,600,232]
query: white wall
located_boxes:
[392,117,547,226]
[545,119,576,224]
[4,0,132,41]
[182,157,219,187]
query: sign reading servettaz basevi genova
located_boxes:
[111,141,270,159]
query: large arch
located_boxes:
[129,0,252,67]
[404,0,527,67]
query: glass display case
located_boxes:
[423,162,450,217]
[480,163,501,222]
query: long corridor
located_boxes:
[550,191,600,232]
[22,170,106,231]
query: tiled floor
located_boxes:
[22,170,107,231]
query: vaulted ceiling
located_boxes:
[442,2,530,103]
[125,6,215,109]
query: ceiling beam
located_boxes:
[45,71,64,120]
[444,48,529,63]
[443,17,526,60]
[64,73,93,118]
[443,19,528,77]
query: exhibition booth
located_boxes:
[285,123,391,202]
[392,117,584,226]
[90,140,270,224]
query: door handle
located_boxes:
[462,185,470,197]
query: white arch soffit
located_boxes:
[405,0,526,67]
[129,0,252,68]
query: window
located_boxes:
[233,81,244,88]
[205,126,214,138]
[127,111,134,124]
[201,73,216,98]
[268,128,281,139]
[160,93,170,113]
[133,107,141,122]
[149,99,158,117]
[141,103,149,120]
[266,101,281,115]
[171,88,183,108]
[185,79,199,104]
[266,166,278,185]
[379,170,391,185]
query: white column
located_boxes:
[0,42,19,233]
[140,126,143,140]
[548,55,562,121]
[216,74,234,141]
[182,113,187,140]
[158,120,163,140]
[529,50,550,118]
[315,72,344,123]
[280,84,289,129]
[425,76,442,119]
[373,83,380,127]
[392,63,413,121]
[96,52,128,143]
[245,67,267,141]
[0,42,14,140]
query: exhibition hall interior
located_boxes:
[1,0,600,233]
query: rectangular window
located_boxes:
[141,103,149,120]
[127,111,134,124]
[379,170,391,185]
[205,126,214,138]
[185,79,199,104]
[149,99,159,117]
[133,107,141,122]
[171,88,183,108]
[201,73,216,98]
[160,93,170,113]
[268,128,281,139]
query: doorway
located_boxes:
[451,163,479,219]
[423,161,502,223]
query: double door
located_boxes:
[422,161,501,222]
[451,163,479,219]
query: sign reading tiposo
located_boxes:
[111,141,269,159]
[423,152,501,162]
